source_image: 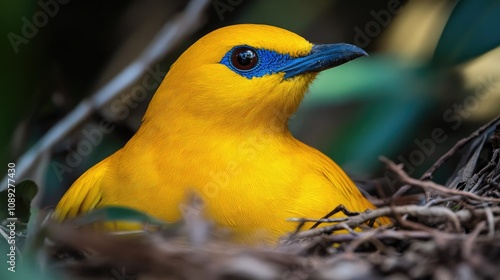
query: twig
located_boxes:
[462,220,485,260]
[289,205,467,240]
[324,230,434,243]
[381,157,500,203]
[287,205,358,241]
[395,214,445,234]
[484,205,495,238]
[425,195,464,206]
[420,115,500,181]
[391,184,412,199]
[469,149,499,188]
[310,205,361,229]
[345,228,386,254]
[1,0,212,191]
[288,217,349,224]
[454,207,500,223]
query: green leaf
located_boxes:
[0,180,38,223]
[432,0,500,67]
[326,97,432,175]
[0,180,38,265]
[291,56,434,175]
[0,246,63,279]
[69,206,167,227]
[300,56,424,107]
[0,260,61,280]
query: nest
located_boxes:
[46,116,500,280]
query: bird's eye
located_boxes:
[231,47,258,71]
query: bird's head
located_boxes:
[146,24,367,131]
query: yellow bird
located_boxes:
[55,24,386,243]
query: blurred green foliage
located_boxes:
[0,1,39,166]
[0,180,37,223]
[1,0,500,277]
[68,205,167,227]
[432,0,500,67]
[0,180,37,273]
[293,0,500,178]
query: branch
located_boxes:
[323,230,434,243]
[2,0,212,191]
[381,157,500,203]
[420,115,500,181]
[289,204,500,240]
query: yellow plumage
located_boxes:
[55,24,387,243]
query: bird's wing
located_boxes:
[313,154,391,225]
[299,142,378,213]
[54,159,108,221]
[319,166,378,212]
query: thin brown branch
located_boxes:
[289,205,468,239]
[381,157,500,203]
[325,230,434,243]
[420,115,500,181]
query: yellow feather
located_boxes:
[55,24,389,243]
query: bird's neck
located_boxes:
[141,93,299,137]
[129,98,297,155]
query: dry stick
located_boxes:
[425,195,464,206]
[469,149,500,194]
[420,115,500,181]
[478,149,500,194]
[290,205,463,240]
[292,205,500,240]
[484,205,495,238]
[463,234,500,279]
[345,229,385,254]
[455,207,500,223]
[487,150,500,182]
[287,205,353,241]
[391,184,412,199]
[380,157,500,203]
[325,230,434,243]
[310,205,361,229]
[397,214,445,233]
[0,0,212,191]
[390,200,458,235]
[462,220,485,260]
[468,173,485,194]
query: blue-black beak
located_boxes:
[277,43,368,79]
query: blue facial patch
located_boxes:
[220,45,294,79]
